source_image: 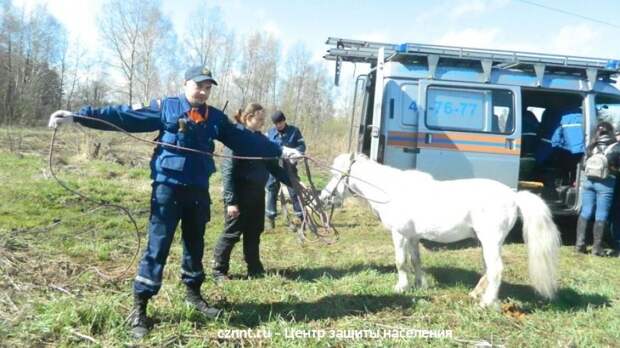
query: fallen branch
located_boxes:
[49,284,74,296]
[70,329,98,344]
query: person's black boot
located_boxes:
[575,217,588,253]
[212,268,230,284]
[592,221,606,256]
[129,294,149,339]
[212,258,231,284]
[247,262,265,279]
[185,284,223,319]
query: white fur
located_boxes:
[321,153,561,308]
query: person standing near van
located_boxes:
[212,104,295,281]
[576,122,619,256]
[609,130,620,256]
[536,107,585,200]
[47,66,302,339]
[265,111,306,229]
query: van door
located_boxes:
[416,81,522,189]
[382,81,419,169]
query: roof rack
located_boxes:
[325,37,620,87]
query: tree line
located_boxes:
[0,0,341,137]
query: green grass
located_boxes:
[1,128,619,347]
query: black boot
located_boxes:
[267,217,276,229]
[575,217,588,253]
[212,257,231,284]
[213,217,242,283]
[185,285,223,319]
[247,262,265,279]
[129,294,149,339]
[592,221,606,256]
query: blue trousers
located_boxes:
[580,176,616,222]
[265,164,302,219]
[134,183,210,298]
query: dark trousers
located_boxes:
[134,183,210,298]
[213,185,266,275]
[611,177,620,249]
[265,164,302,219]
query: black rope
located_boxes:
[48,127,141,281]
[48,114,391,262]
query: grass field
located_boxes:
[1,128,619,347]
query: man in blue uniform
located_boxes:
[48,66,301,339]
[535,107,584,200]
[264,111,306,229]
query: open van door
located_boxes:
[416,81,522,189]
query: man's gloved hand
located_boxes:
[48,110,75,128]
[281,146,304,164]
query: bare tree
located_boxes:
[213,31,236,108]
[184,7,225,68]
[0,2,64,126]
[235,32,280,108]
[280,43,312,124]
[279,43,334,135]
[181,6,235,108]
[99,0,173,104]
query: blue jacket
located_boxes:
[535,107,584,163]
[266,124,306,153]
[77,95,282,188]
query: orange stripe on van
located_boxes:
[386,131,521,155]
[420,142,520,155]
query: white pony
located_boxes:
[320,153,561,309]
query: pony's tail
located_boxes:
[515,191,561,299]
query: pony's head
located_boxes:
[319,153,357,206]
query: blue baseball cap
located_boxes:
[184,66,218,85]
[271,110,286,123]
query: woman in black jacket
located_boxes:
[212,103,294,280]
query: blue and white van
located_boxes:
[325,37,620,215]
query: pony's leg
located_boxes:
[469,275,487,299]
[411,240,427,289]
[391,230,414,293]
[469,252,487,298]
[479,241,503,310]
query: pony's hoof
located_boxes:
[479,300,501,312]
[394,282,411,293]
[468,290,481,299]
[415,278,428,289]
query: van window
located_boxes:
[426,86,514,134]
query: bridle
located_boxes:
[322,153,391,205]
[323,153,357,202]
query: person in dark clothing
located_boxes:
[213,103,295,281]
[535,107,585,201]
[608,131,620,256]
[265,111,306,229]
[521,110,540,156]
[48,67,302,339]
[576,121,620,256]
